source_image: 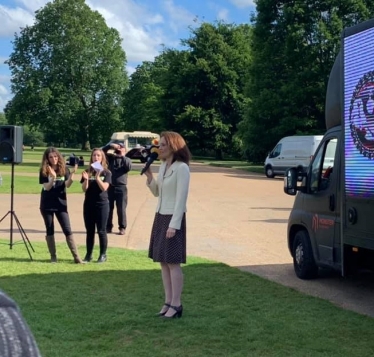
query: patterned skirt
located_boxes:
[148,213,186,264]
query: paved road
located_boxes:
[1,162,374,317]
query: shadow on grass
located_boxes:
[1,244,374,357]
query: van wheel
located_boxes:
[292,230,318,279]
[265,165,274,178]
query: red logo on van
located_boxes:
[312,214,334,232]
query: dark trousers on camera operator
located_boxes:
[107,184,128,234]
[103,144,132,235]
[83,202,109,262]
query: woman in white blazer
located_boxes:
[144,131,191,319]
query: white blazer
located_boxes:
[147,161,190,230]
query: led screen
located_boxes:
[344,25,374,198]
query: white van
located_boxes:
[264,135,323,178]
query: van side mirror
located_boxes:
[284,168,297,195]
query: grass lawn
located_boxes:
[0,242,374,357]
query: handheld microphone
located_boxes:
[140,146,159,175]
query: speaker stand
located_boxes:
[0,161,35,261]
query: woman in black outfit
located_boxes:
[39,147,83,263]
[81,148,112,263]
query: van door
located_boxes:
[267,143,282,172]
[281,141,297,170]
[302,133,340,266]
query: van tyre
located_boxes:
[292,230,318,279]
[265,165,274,178]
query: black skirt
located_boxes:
[148,213,186,264]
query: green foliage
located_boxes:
[23,126,45,146]
[123,58,168,133]
[167,22,252,158]
[175,105,231,156]
[5,0,128,150]
[0,112,6,125]
[240,0,374,162]
[124,22,252,159]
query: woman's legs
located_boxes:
[159,262,172,313]
[55,211,72,236]
[158,263,184,317]
[40,210,56,262]
[96,203,109,262]
[40,210,55,236]
[83,205,96,260]
[163,263,184,317]
[55,211,83,263]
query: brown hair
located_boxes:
[86,148,109,175]
[160,131,192,165]
[40,147,66,177]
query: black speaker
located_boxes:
[0,125,23,164]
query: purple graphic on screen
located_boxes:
[344,27,374,198]
[349,75,374,158]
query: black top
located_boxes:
[80,170,112,205]
[103,144,132,185]
[39,169,70,211]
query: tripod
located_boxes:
[0,160,35,261]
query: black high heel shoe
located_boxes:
[161,305,183,319]
[156,303,171,317]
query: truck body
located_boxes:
[109,131,160,151]
[264,135,323,178]
[284,19,374,279]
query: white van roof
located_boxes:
[281,135,323,141]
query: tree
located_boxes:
[162,22,252,159]
[23,126,45,146]
[5,0,128,150]
[0,113,6,125]
[123,58,167,133]
[240,0,374,162]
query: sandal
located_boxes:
[156,303,171,316]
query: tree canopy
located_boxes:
[5,0,128,149]
[125,22,252,159]
[239,0,374,162]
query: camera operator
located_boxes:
[102,142,132,235]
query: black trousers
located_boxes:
[40,210,72,236]
[107,185,128,230]
[83,201,109,256]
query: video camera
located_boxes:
[106,142,125,156]
[140,139,159,161]
[68,153,84,167]
[68,154,79,166]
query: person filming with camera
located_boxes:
[102,142,132,235]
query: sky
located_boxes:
[0,0,256,111]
